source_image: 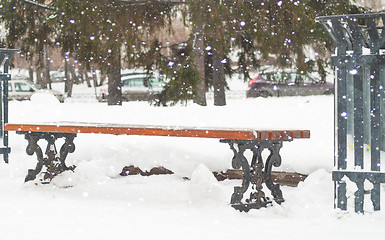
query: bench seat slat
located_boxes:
[4,123,310,141]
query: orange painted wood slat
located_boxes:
[4,123,310,141]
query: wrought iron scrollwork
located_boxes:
[23,132,77,183]
[332,171,385,212]
[229,142,251,206]
[264,142,284,204]
[221,139,284,212]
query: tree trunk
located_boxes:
[212,47,226,106]
[69,59,79,85]
[84,67,92,87]
[44,44,52,89]
[36,67,43,88]
[100,68,107,86]
[37,52,46,89]
[107,47,122,105]
[91,65,98,87]
[78,63,85,84]
[192,25,207,106]
[205,51,213,89]
[28,64,34,82]
[64,58,73,97]
[67,70,74,98]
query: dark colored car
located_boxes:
[246,72,334,98]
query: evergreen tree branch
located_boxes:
[21,0,56,10]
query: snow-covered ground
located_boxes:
[0,79,384,240]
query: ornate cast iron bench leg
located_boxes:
[220,139,285,212]
[21,132,77,183]
[264,142,284,204]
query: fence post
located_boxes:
[0,49,19,163]
[316,13,385,213]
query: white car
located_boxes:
[97,72,166,102]
[8,79,65,103]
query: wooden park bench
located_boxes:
[4,122,310,212]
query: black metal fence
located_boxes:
[0,49,19,163]
[316,13,385,213]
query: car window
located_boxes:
[260,72,318,85]
[122,78,146,87]
[280,73,291,83]
[15,82,34,92]
[122,76,164,88]
[291,74,303,84]
[261,73,276,82]
[302,75,315,84]
[29,81,43,90]
[260,73,270,81]
[149,77,164,87]
[261,73,292,83]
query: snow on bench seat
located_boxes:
[4,122,310,141]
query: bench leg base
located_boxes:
[231,200,273,212]
[22,132,77,183]
[221,139,285,211]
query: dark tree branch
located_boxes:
[21,0,56,10]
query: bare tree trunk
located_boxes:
[36,67,43,88]
[212,47,226,106]
[44,44,52,89]
[67,70,74,98]
[100,68,107,86]
[205,51,213,88]
[192,24,207,106]
[107,46,122,105]
[69,58,79,85]
[28,64,34,82]
[91,65,98,87]
[37,52,46,89]
[83,66,91,87]
[64,58,73,97]
[64,58,68,92]
[78,63,85,84]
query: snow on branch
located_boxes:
[21,0,56,10]
[118,0,186,3]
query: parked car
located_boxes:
[50,71,66,82]
[246,72,334,98]
[8,79,65,103]
[97,72,166,102]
